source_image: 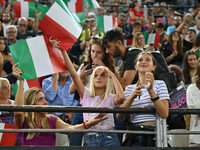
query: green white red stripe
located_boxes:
[11,0,31,5]
[86,0,100,9]
[73,12,86,24]
[39,0,82,50]
[14,1,35,18]
[0,123,18,146]
[64,0,83,13]
[12,78,41,98]
[143,32,160,48]
[9,35,67,80]
[96,15,117,33]
[13,1,49,19]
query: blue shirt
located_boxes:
[42,76,77,115]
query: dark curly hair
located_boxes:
[85,37,115,73]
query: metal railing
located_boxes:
[0,105,200,149]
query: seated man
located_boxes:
[42,71,77,123]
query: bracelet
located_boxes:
[151,96,159,102]
[83,122,88,129]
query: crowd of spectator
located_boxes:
[0,0,200,147]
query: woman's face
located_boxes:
[181,25,188,34]
[137,34,145,47]
[188,54,198,69]
[136,1,141,7]
[172,32,180,42]
[0,39,6,52]
[135,54,156,74]
[93,68,107,89]
[91,44,105,62]
[0,81,11,100]
[35,92,48,105]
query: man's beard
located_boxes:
[3,19,11,24]
[113,45,121,58]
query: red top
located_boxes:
[129,8,144,25]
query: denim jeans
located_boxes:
[123,124,155,147]
[84,132,120,146]
[113,113,126,145]
[69,104,83,146]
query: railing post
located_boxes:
[156,113,168,148]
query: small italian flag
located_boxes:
[12,78,41,98]
[143,32,160,48]
[96,15,117,33]
[86,0,100,9]
[39,0,82,50]
[9,35,67,80]
[0,123,18,146]
[13,1,49,19]
[63,0,83,13]
[11,0,31,5]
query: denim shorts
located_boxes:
[84,132,120,146]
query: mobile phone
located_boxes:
[185,19,190,24]
[150,42,154,47]
[83,62,92,70]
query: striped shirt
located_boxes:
[125,80,169,124]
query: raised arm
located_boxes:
[50,38,85,99]
[33,11,42,32]
[14,68,24,128]
[69,64,92,94]
[105,68,125,105]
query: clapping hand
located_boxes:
[145,72,154,91]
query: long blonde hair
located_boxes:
[132,32,145,48]
[24,88,50,140]
[89,66,115,99]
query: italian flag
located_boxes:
[9,35,67,80]
[0,123,18,146]
[64,0,83,13]
[86,0,100,9]
[11,0,31,5]
[96,15,117,33]
[0,0,5,4]
[12,78,41,98]
[13,1,49,19]
[73,12,86,24]
[39,0,82,50]
[143,32,160,48]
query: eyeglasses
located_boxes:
[18,24,27,27]
[6,31,16,34]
